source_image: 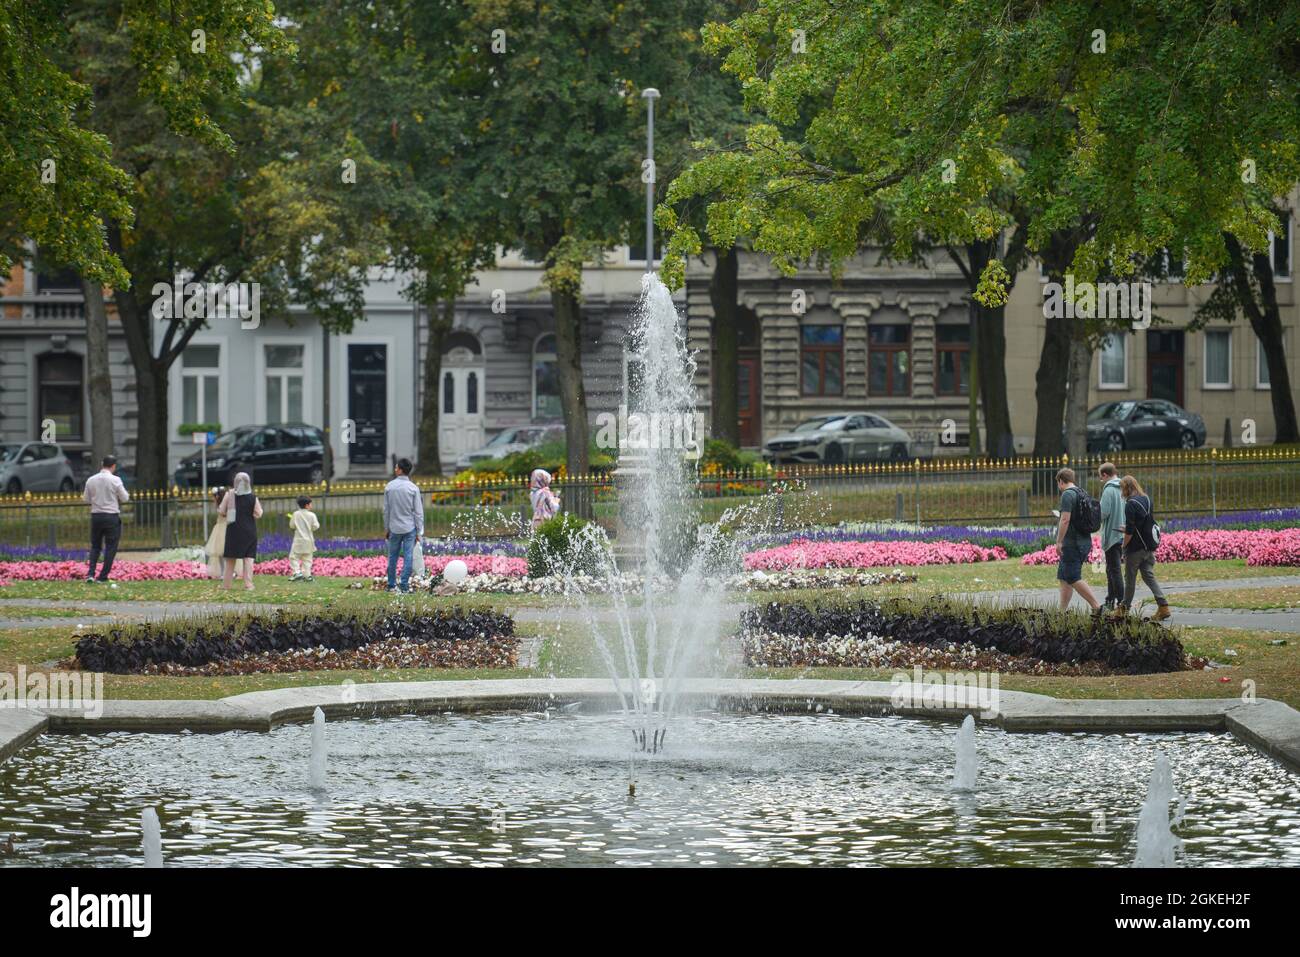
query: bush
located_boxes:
[527,513,603,577]
[470,439,618,478]
[739,597,1187,674]
[74,607,515,674]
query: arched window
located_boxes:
[466,371,478,414]
[37,353,84,441]
[443,371,455,414]
[533,333,560,420]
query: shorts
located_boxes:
[1056,540,1088,584]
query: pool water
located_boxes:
[2,711,1297,867]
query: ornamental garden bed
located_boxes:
[70,607,516,675]
[1021,527,1300,567]
[738,598,1191,675]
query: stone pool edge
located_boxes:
[3,678,1298,772]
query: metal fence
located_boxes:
[2,447,1296,552]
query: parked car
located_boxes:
[173,424,331,487]
[0,442,77,493]
[763,413,912,464]
[456,425,565,470]
[1086,399,1206,453]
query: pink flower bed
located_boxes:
[0,561,208,581]
[1021,529,1300,566]
[252,554,529,578]
[743,539,1007,571]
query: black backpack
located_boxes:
[1069,487,1102,535]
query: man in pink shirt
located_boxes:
[82,455,129,582]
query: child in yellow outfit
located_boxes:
[288,495,320,581]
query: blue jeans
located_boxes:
[386,530,418,591]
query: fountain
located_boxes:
[1133,754,1185,867]
[309,707,327,791]
[141,807,162,868]
[953,715,978,791]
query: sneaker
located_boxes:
[85,577,96,584]
[289,574,302,581]
[304,576,314,582]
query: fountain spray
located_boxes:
[309,707,327,791]
[141,807,163,868]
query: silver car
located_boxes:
[0,442,77,493]
[763,413,912,464]
[455,425,564,470]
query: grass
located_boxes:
[0,557,1296,706]
[1168,585,1300,610]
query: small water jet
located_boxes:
[952,715,978,791]
[1133,754,1184,867]
[141,807,162,868]
[309,707,327,791]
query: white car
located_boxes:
[0,441,78,494]
[456,425,564,470]
[763,413,912,464]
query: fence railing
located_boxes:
[2,447,1296,552]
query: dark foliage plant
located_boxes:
[527,513,602,578]
[740,598,1186,675]
[75,607,515,674]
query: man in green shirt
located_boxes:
[1054,467,1101,613]
[1098,462,1125,609]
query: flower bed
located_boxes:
[253,553,528,578]
[0,560,208,581]
[1021,528,1300,566]
[744,539,1006,571]
[74,607,516,674]
[739,598,1188,675]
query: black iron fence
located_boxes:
[3,447,1296,552]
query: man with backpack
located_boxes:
[1054,467,1102,613]
[1098,462,1126,609]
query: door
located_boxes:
[348,344,388,465]
[737,353,761,447]
[842,415,869,461]
[439,365,485,465]
[37,444,63,489]
[1146,331,1185,407]
[245,427,284,483]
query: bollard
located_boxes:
[47,521,57,549]
[1018,487,1029,520]
[894,492,904,522]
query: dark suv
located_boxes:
[173,425,331,487]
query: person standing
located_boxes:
[219,471,263,591]
[384,458,423,593]
[1098,462,1125,609]
[529,468,560,531]
[83,455,128,583]
[1113,475,1171,621]
[288,495,319,581]
[1053,467,1102,613]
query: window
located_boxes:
[1258,340,1271,389]
[466,371,478,414]
[1271,215,1292,280]
[181,344,221,426]
[936,325,971,396]
[37,353,84,441]
[443,371,455,414]
[800,325,843,396]
[1204,329,1232,388]
[33,249,80,294]
[868,324,911,396]
[533,333,561,419]
[264,344,304,423]
[1098,333,1128,388]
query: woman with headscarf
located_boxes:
[529,468,560,531]
[218,471,263,590]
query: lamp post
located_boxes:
[642,87,659,273]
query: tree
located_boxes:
[660,1,1300,457]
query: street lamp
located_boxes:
[642,87,659,274]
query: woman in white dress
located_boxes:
[204,487,242,579]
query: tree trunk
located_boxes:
[1032,316,1072,458]
[135,361,171,490]
[977,303,1013,457]
[1246,247,1300,443]
[417,298,454,474]
[709,246,740,447]
[1064,333,1092,459]
[81,278,116,465]
[550,283,590,476]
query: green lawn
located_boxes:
[0,557,1296,707]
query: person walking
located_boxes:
[288,495,319,581]
[83,455,128,583]
[1113,475,1171,622]
[1098,462,1125,609]
[218,471,262,591]
[529,468,560,531]
[383,458,423,593]
[1053,467,1102,613]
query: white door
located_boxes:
[439,350,485,467]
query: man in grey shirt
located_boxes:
[83,454,129,583]
[383,457,424,592]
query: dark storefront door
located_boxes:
[737,353,762,447]
[1146,331,1185,407]
[348,343,387,464]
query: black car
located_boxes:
[173,425,331,487]
[1086,400,1207,453]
